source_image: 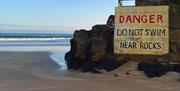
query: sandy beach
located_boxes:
[0,51,179,91]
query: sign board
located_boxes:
[114,6,169,55]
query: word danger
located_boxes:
[120,42,161,50]
[119,15,164,24]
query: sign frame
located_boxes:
[114,6,169,55]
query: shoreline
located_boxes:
[0,51,179,91]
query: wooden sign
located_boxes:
[114,6,169,55]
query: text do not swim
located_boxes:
[117,28,166,36]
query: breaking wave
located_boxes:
[0,33,72,46]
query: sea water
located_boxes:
[0,33,72,70]
[0,33,72,46]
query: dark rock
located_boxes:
[91,38,107,62]
[97,58,122,72]
[65,39,77,69]
[74,30,90,60]
[80,60,102,74]
[79,60,93,72]
[157,54,172,64]
[126,70,131,75]
[176,42,180,54]
[169,41,180,55]
[92,25,108,32]
[172,64,180,73]
[138,61,171,78]
[102,29,114,54]
[65,51,73,69]
[138,61,180,78]
[106,15,114,28]
[65,39,87,70]
[138,61,149,71]
[66,56,85,70]
[114,73,119,77]
[65,15,116,72]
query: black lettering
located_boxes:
[140,42,162,50]
[145,29,149,36]
[117,29,128,36]
[144,29,166,36]
[157,42,161,49]
[120,42,137,49]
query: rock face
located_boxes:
[65,15,180,72]
[65,15,123,72]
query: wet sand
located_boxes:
[0,51,179,91]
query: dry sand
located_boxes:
[0,51,179,91]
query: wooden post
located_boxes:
[118,0,122,6]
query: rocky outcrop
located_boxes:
[65,15,180,73]
[138,61,180,78]
[65,15,123,72]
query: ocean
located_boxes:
[0,33,72,70]
[0,33,72,46]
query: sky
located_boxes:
[0,0,135,33]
